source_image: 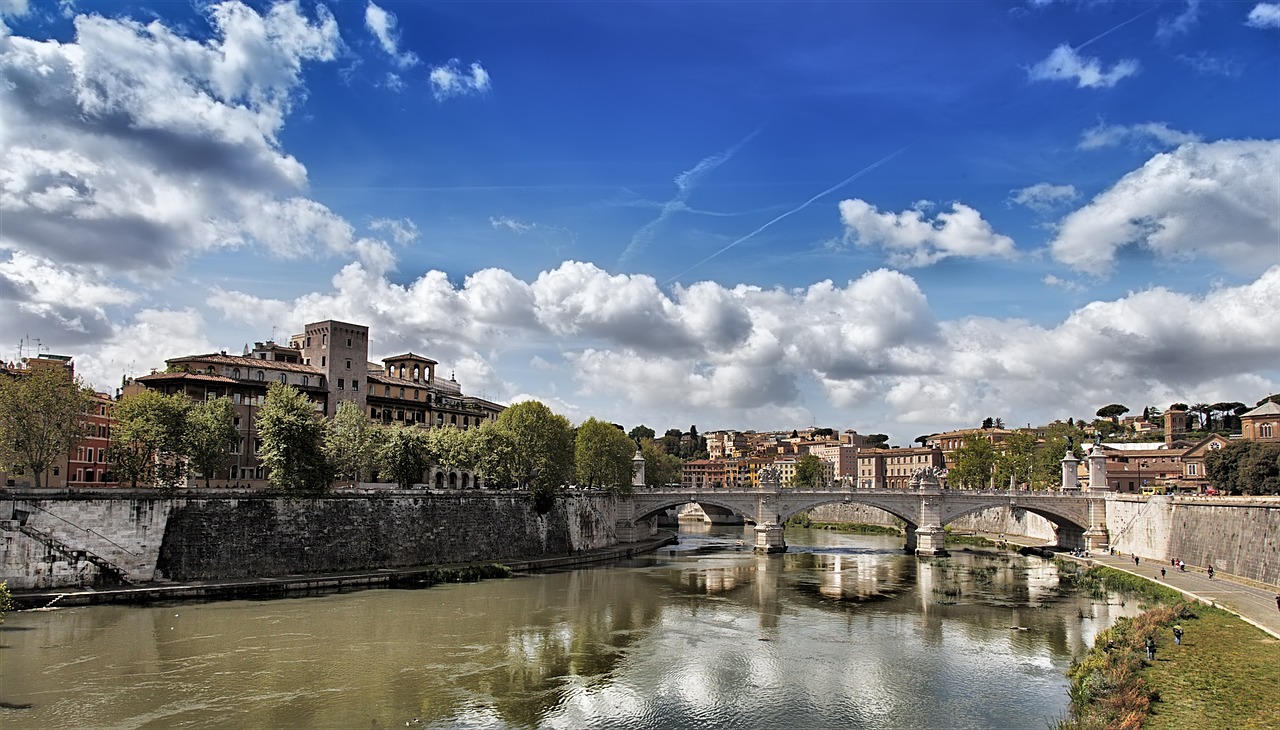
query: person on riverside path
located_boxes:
[1173,626,1183,646]
[1145,636,1157,661]
[1161,568,1166,579]
[1207,565,1214,579]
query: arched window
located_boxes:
[302,376,309,386]
[413,365,420,380]
[399,387,405,398]
[232,368,241,379]
[256,370,264,381]
[279,373,287,383]
[384,386,390,397]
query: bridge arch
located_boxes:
[778,496,919,530]
[631,497,755,525]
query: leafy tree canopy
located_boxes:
[791,453,826,489]
[257,382,332,496]
[1096,404,1129,421]
[639,438,682,488]
[575,417,637,494]
[628,425,656,444]
[109,388,191,490]
[378,425,432,490]
[186,396,238,489]
[325,400,381,485]
[950,434,996,489]
[0,365,94,489]
[495,400,574,512]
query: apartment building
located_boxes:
[130,319,505,488]
[66,391,118,487]
[681,459,726,488]
[927,428,1013,472]
[807,443,858,484]
[857,447,945,489]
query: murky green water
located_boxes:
[0,527,1136,729]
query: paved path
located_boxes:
[982,534,1280,640]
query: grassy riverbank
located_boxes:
[1056,564,1280,729]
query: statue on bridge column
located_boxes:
[909,466,948,490]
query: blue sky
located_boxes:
[1,0,1277,443]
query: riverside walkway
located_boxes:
[986,533,1280,639]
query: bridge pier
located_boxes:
[915,489,948,557]
[754,523,786,553]
[902,527,917,554]
[914,524,948,557]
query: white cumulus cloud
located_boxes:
[1246,3,1280,28]
[1079,121,1202,150]
[1009,183,1079,213]
[429,59,490,100]
[838,200,1017,266]
[1050,139,1280,275]
[1027,44,1139,88]
[364,2,418,68]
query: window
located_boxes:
[345,358,351,369]
[85,470,94,482]
[302,376,309,386]
[279,373,287,383]
[338,378,345,390]
[306,336,311,347]
[371,408,379,418]
[399,387,405,398]
[256,370,264,381]
[396,410,404,421]
[99,450,106,462]
[321,356,326,366]
[53,466,60,476]
[413,389,419,400]
[347,337,352,347]
[234,416,242,429]
[322,333,327,345]
[1262,423,1274,438]
[352,379,359,392]
[1187,463,1198,476]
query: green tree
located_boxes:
[426,425,479,483]
[914,434,932,447]
[639,438,681,488]
[1095,404,1129,422]
[0,365,94,489]
[950,434,996,489]
[575,417,637,494]
[1206,441,1280,495]
[628,424,655,444]
[0,580,11,625]
[109,389,191,490]
[257,382,332,495]
[472,420,518,488]
[994,431,1037,489]
[378,425,432,489]
[1256,394,1280,407]
[791,453,825,488]
[186,396,238,488]
[325,400,380,485]
[496,400,575,512]
[865,434,889,448]
[1032,422,1085,489]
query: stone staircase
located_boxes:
[7,521,133,586]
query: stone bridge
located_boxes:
[617,486,1109,556]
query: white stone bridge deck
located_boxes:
[618,486,1110,555]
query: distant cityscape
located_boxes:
[2,318,1277,495]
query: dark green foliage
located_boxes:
[1205,440,1280,494]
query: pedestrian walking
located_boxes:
[1134,555,1140,566]
[1145,636,1157,661]
[1160,568,1166,579]
[1173,626,1183,645]
[1275,594,1279,611]
[1207,565,1214,579]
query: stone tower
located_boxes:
[1164,406,1187,446]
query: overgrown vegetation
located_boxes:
[0,580,12,624]
[394,563,513,588]
[1056,564,1280,729]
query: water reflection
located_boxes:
[0,527,1140,730]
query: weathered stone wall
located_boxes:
[807,503,900,526]
[1108,495,1279,586]
[0,490,616,589]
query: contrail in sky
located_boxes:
[1075,5,1157,50]
[664,144,912,285]
[617,129,761,270]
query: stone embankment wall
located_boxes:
[1107,495,1279,586]
[0,490,616,590]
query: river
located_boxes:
[0,527,1136,729]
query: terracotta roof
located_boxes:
[381,352,438,364]
[167,353,322,375]
[135,371,238,384]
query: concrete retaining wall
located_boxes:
[0,490,616,590]
[1108,495,1279,586]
